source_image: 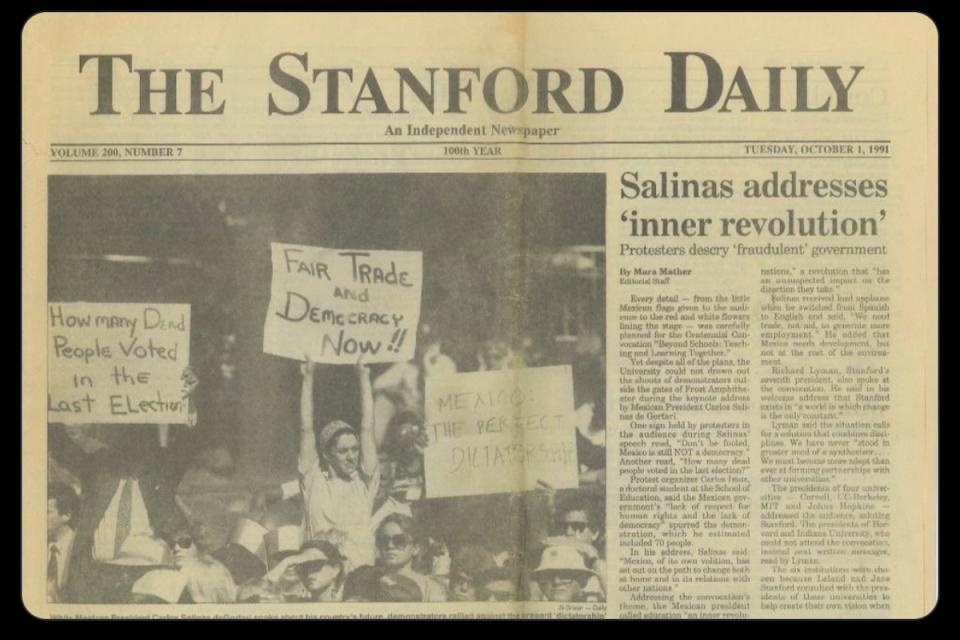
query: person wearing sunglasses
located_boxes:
[169,530,237,603]
[293,540,347,602]
[552,493,606,599]
[555,495,601,546]
[249,538,347,602]
[375,513,447,602]
[46,367,201,603]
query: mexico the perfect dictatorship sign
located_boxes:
[263,243,423,364]
[424,366,580,499]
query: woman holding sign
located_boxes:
[294,356,381,570]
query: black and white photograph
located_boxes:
[45,173,607,605]
[23,11,939,620]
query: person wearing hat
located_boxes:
[266,357,382,569]
[530,544,599,603]
[547,491,606,599]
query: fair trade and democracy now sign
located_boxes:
[424,366,580,499]
[47,302,191,424]
[263,243,423,364]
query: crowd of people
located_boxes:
[47,328,606,605]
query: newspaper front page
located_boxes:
[22,12,938,619]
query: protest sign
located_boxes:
[47,302,191,424]
[263,243,423,364]
[423,365,580,498]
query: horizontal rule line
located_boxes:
[50,155,892,163]
[49,139,893,147]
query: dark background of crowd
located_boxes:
[47,173,606,603]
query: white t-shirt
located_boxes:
[297,454,380,569]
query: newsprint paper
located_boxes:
[22,13,937,619]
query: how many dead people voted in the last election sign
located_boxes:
[47,302,192,424]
